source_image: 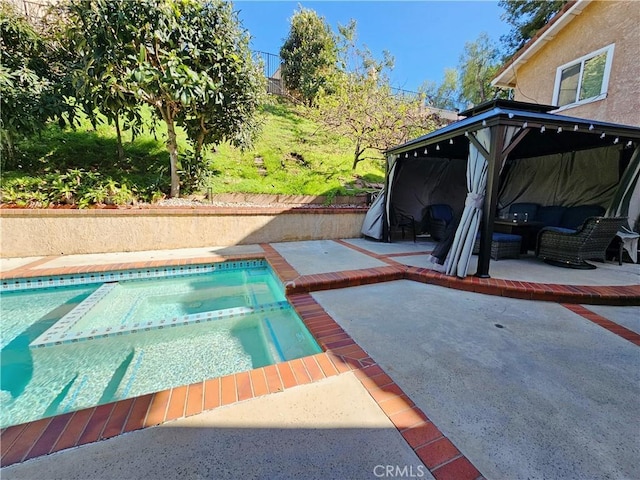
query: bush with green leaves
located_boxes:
[0,169,144,208]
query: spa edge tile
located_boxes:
[1,418,52,466]
[235,371,253,402]
[185,382,204,418]
[220,375,237,406]
[24,412,73,460]
[325,352,353,374]
[289,358,312,385]
[263,364,284,393]
[318,332,352,345]
[276,362,297,389]
[165,385,188,422]
[313,352,340,377]
[121,393,153,434]
[77,403,114,445]
[101,399,135,439]
[301,355,325,382]
[337,354,371,370]
[0,424,27,456]
[144,390,171,427]
[203,378,221,411]
[249,368,269,397]
[51,408,94,454]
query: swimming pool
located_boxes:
[0,261,321,428]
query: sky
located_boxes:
[234,1,511,93]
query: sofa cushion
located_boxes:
[475,232,522,243]
[491,232,522,243]
[542,226,577,235]
[535,206,566,227]
[560,205,606,229]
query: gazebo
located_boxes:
[362,100,640,278]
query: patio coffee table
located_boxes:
[494,219,545,253]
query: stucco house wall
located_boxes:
[507,1,639,126]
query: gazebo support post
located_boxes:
[382,154,393,243]
[476,124,506,278]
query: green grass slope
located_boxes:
[0,97,386,206]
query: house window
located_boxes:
[553,44,614,108]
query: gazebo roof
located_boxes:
[387,99,640,160]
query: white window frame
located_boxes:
[552,43,615,111]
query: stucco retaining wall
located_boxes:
[0,207,368,258]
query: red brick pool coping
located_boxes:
[1,241,638,478]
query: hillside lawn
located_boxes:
[0,97,386,206]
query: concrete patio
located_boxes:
[1,237,638,480]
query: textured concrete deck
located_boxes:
[1,238,638,479]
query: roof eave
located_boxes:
[492,0,590,88]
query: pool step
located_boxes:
[29,300,292,348]
[29,283,118,348]
[98,349,135,404]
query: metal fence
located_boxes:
[253,51,285,95]
[7,0,52,29]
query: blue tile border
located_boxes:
[1,259,268,292]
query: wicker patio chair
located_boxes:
[536,216,627,269]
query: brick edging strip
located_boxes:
[332,239,640,306]
[562,304,640,345]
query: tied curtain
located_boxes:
[606,145,640,231]
[445,126,519,278]
[605,145,640,263]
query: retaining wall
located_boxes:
[0,207,368,257]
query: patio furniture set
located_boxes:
[394,202,631,269]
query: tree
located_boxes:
[280,6,337,105]
[65,1,141,163]
[419,68,460,111]
[68,0,264,198]
[458,33,506,107]
[312,25,439,169]
[499,0,568,57]
[0,2,76,164]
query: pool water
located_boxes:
[0,265,321,428]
